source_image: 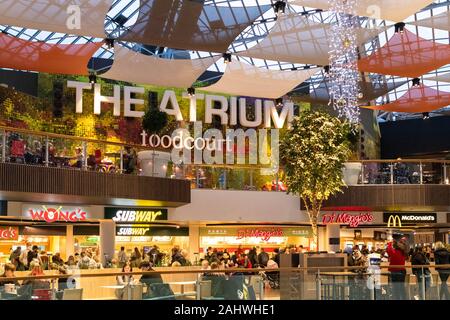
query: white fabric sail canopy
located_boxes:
[289,0,433,22]
[412,11,450,31]
[0,0,111,38]
[203,61,319,99]
[101,44,219,88]
[238,13,383,66]
[425,72,450,83]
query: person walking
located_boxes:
[411,246,431,300]
[118,247,128,268]
[386,238,408,300]
[434,241,449,300]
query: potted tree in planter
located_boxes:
[280,110,352,251]
[139,103,169,177]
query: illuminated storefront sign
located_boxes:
[105,207,168,223]
[322,213,374,227]
[116,227,150,236]
[23,205,89,223]
[0,226,19,240]
[115,225,188,237]
[200,227,312,240]
[384,213,437,227]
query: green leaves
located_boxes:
[280,110,352,203]
[141,106,168,135]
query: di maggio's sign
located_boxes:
[105,207,168,223]
[384,213,437,227]
[322,213,374,228]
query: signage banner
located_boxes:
[321,212,374,227]
[199,227,312,239]
[105,207,168,223]
[115,226,188,237]
[383,213,437,227]
[0,226,19,240]
[22,204,90,223]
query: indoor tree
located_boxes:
[280,110,354,251]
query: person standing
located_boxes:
[130,247,141,268]
[434,241,449,300]
[411,246,431,300]
[386,239,408,300]
[118,247,128,268]
[9,247,23,271]
[257,248,269,268]
[20,243,32,270]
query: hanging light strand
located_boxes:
[328,0,360,123]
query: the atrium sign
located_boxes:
[67,81,293,129]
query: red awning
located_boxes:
[363,84,450,113]
[358,29,450,78]
[0,33,103,75]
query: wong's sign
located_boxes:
[0,226,18,240]
[23,205,88,223]
[322,213,374,228]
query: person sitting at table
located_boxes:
[22,259,51,291]
[52,253,64,266]
[139,261,163,288]
[115,262,136,299]
[70,146,83,168]
[0,263,20,286]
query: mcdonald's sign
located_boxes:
[386,215,402,228]
[383,213,437,227]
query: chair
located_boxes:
[32,289,52,300]
[250,275,264,300]
[62,288,83,300]
[198,280,212,300]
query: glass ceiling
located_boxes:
[1,0,450,122]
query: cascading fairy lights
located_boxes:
[328,0,360,123]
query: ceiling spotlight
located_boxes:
[222,53,232,64]
[105,38,115,49]
[422,112,430,120]
[88,73,97,84]
[394,22,406,34]
[274,1,286,16]
[412,78,421,87]
[187,87,195,97]
[275,98,283,107]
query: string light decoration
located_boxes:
[328,0,360,123]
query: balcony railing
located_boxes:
[2,126,450,192]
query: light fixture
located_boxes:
[274,1,286,16]
[88,73,97,84]
[275,98,283,107]
[394,22,406,34]
[422,112,430,120]
[412,78,421,87]
[105,38,115,49]
[328,0,360,123]
[222,53,232,64]
[187,87,195,97]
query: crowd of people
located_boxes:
[344,239,449,300]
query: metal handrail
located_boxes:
[2,264,449,282]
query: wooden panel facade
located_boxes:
[320,185,450,211]
[0,163,190,207]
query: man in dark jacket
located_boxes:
[411,246,430,300]
[434,242,449,300]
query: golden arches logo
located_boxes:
[387,215,402,228]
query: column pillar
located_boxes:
[100,220,116,266]
[188,223,200,265]
[326,224,341,253]
[66,225,74,261]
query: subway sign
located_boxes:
[383,213,437,227]
[105,207,168,223]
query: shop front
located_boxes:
[105,207,190,264]
[199,225,312,253]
